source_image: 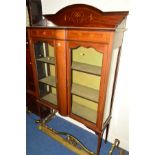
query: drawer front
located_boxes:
[29,29,66,40]
[67,30,111,43]
[30,29,55,38]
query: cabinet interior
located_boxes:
[70,46,103,123]
[34,41,57,105]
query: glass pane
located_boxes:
[34,41,57,106]
[71,46,103,123]
[39,83,57,105]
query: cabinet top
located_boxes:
[31,4,128,31]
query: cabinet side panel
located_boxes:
[55,40,68,116]
[113,19,127,49]
[26,46,35,93]
[103,48,119,123]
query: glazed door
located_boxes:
[67,41,108,128]
[31,40,58,109]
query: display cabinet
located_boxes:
[27,4,128,155]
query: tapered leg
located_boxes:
[105,124,110,143]
[96,133,103,155]
[37,102,42,118]
[35,102,43,123]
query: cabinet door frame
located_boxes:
[66,41,109,132]
[28,36,59,110]
[54,40,68,116]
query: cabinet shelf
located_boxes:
[72,61,102,75]
[71,83,99,103]
[41,93,57,105]
[37,57,55,64]
[39,76,56,87]
[72,102,97,123]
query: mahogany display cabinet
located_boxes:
[27,4,128,155]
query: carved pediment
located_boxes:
[43,4,128,28]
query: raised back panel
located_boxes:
[43,4,128,28]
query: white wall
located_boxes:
[42,0,129,14]
[41,0,129,151]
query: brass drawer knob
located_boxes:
[57,42,61,46]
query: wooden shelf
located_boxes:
[39,76,56,87]
[71,83,99,103]
[72,102,97,123]
[72,61,102,75]
[41,93,57,105]
[37,57,55,64]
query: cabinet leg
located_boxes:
[37,102,41,117]
[96,133,103,155]
[105,124,110,143]
[35,102,43,123]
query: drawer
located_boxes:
[67,30,112,43]
[30,29,55,38]
[29,29,66,40]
